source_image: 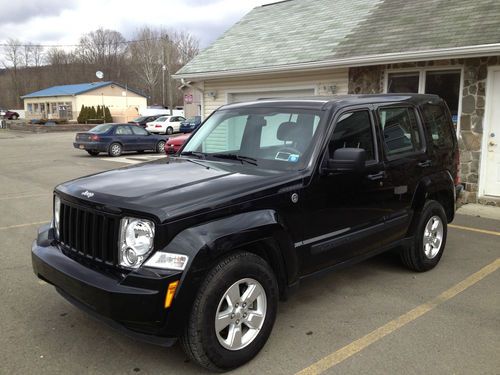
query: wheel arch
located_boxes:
[411,170,455,225]
[159,210,297,336]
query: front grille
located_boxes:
[59,201,120,265]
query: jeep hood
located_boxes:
[56,158,302,222]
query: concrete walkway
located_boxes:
[457,203,500,221]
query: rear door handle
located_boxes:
[418,160,432,168]
[367,171,385,181]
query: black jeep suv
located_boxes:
[32,94,460,371]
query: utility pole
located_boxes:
[162,37,166,108]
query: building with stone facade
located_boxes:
[175,0,500,205]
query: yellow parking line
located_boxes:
[0,221,49,230]
[449,224,500,237]
[296,258,500,375]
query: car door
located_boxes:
[115,125,137,151]
[131,125,154,150]
[298,107,395,275]
[373,104,429,243]
[170,116,184,132]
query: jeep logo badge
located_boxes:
[81,190,94,198]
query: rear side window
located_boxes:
[421,104,455,148]
[131,126,149,136]
[330,110,375,161]
[115,126,133,135]
[378,107,422,157]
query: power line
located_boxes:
[0,37,175,49]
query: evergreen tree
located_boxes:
[89,106,97,120]
[77,105,86,123]
[96,105,103,120]
[104,106,113,123]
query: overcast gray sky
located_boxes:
[0,0,277,48]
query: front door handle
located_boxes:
[367,171,385,181]
[418,160,432,168]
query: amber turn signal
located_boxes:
[164,280,179,308]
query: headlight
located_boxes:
[119,217,155,269]
[54,195,61,238]
[144,252,189,271]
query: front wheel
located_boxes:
[401,200,448,272]
[156,140,166,153]
[181,252,278,371]
[86,150,99,156]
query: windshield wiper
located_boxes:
[180,151,206,159]
[209,153,258,166]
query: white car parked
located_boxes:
[145,116,186,135]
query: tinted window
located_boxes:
[422,104,454,148]
[131,126,149,136]
[115,126,133,135]
[379,107,422,156]
[330,110,375,161]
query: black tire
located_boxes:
[156,140,166,153]
[12,114,19,120]
[86,150,99,156]
[166,127,173,135]
[401,200,448,272]
[181,252,278,371]
[108,142,122,157]
[137,150,145,154]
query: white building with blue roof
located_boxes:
[21,81,147,122]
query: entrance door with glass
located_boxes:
[483,67,500,197]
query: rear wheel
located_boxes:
[108,142,122,157]
[401,200,447,272]
[86,150,99,156]
[156,140,166,153]
[181,252,278,371]
[166,126,173,135]
[12,114,19,120]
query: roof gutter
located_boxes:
[173,43,500,81]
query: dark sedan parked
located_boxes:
[0,109,20,120]
[179,116,202,133]
[73,123,168,157]
[128,115,163,128]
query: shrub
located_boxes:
[77,105,86,124]
[104,106,113,123]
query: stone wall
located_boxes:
[348,56,500,205]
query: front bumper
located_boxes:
[31,225,180,346]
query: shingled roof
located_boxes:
[175,0,500,79]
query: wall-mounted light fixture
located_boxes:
[207,91,217,99]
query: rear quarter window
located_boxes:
[421,104,455,149]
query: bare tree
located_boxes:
[2,39,23,106]
[129,27,163,103]
[77,28,127,80]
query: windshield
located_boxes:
[132,116,147,122]
[90,124,114,133]
[182,107,324,171]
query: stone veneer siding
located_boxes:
[348,57,500,206]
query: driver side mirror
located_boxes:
[323,148,366,174]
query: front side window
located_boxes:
[329,110,375,161]
[183,108,324,171]
[379,107,422,157]
[131,126,149,136]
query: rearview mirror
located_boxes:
[324,148,366,174]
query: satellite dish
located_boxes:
[96,71,104,79]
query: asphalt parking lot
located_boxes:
[0,130,499,375]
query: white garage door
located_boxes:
[228,88,315,103]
